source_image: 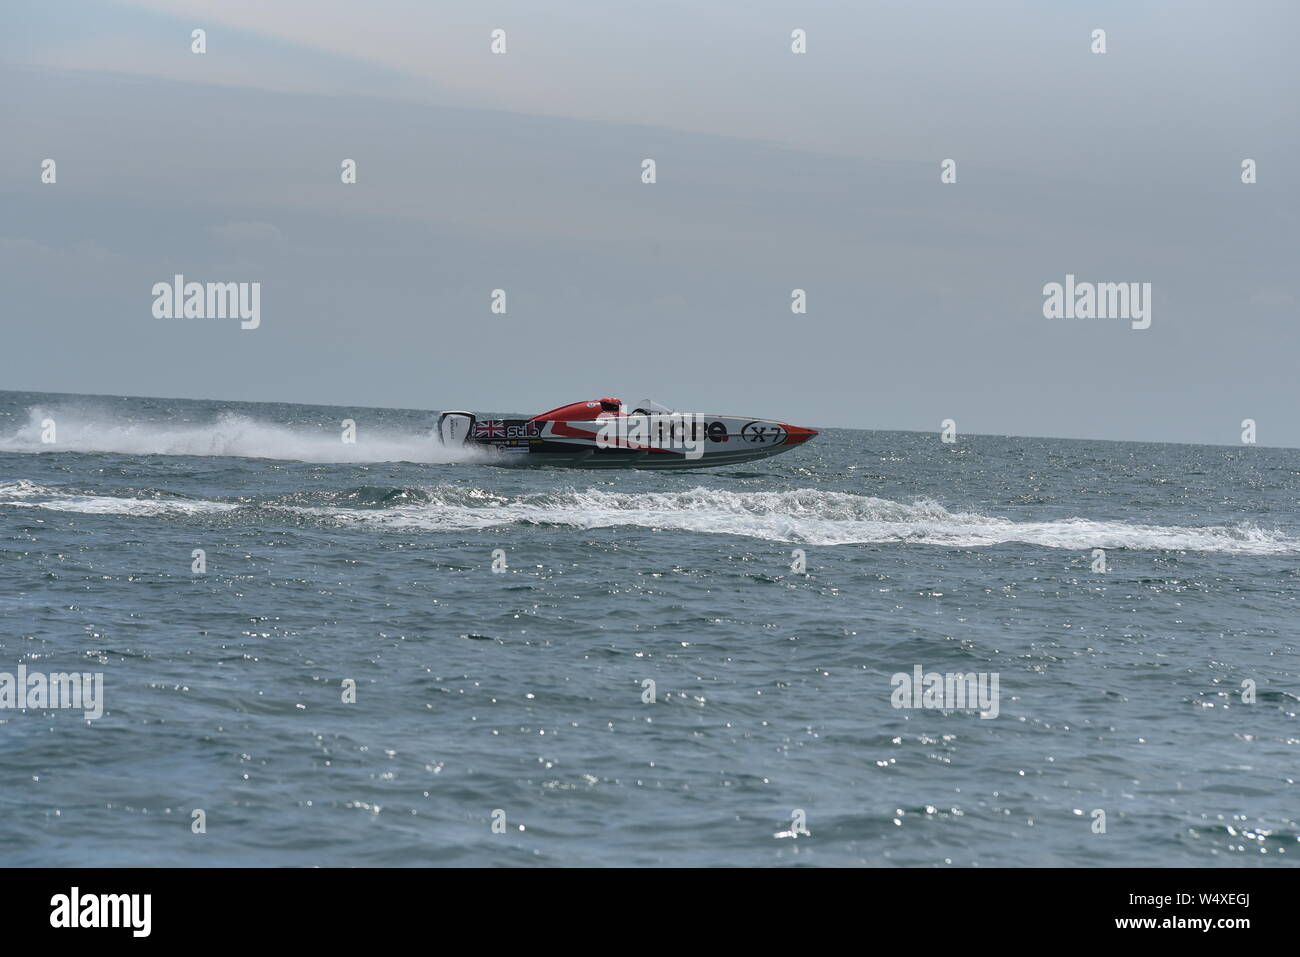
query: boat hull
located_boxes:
[446,413,816,469]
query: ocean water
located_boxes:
[1,389,1296,867]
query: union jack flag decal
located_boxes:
[473,419,506,438]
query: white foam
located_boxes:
[0,406,486,464]
[0,481,237,517]
[3,449,1293,554]
[275,486,1300,554]
[0,480,44,498]
[5,478,1294,555]
[6,496,237,516]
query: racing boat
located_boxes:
[437,398,817,469]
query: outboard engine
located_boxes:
[437,411,475,446]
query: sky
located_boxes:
[1,0,1297,445]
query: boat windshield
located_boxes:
[630,399,674,415]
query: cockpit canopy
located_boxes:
[530,398,676,421]
[531,398,623,421]
[630,399,674,415]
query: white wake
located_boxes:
[6,481,1287,554]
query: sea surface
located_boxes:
[1,389,1296,867]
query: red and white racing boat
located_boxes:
[437,398,817,469]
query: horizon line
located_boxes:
[0,388,1292,453]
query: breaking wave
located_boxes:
[297,486,1299,552]
[0,480,239,516]
[5,481,1294,554]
